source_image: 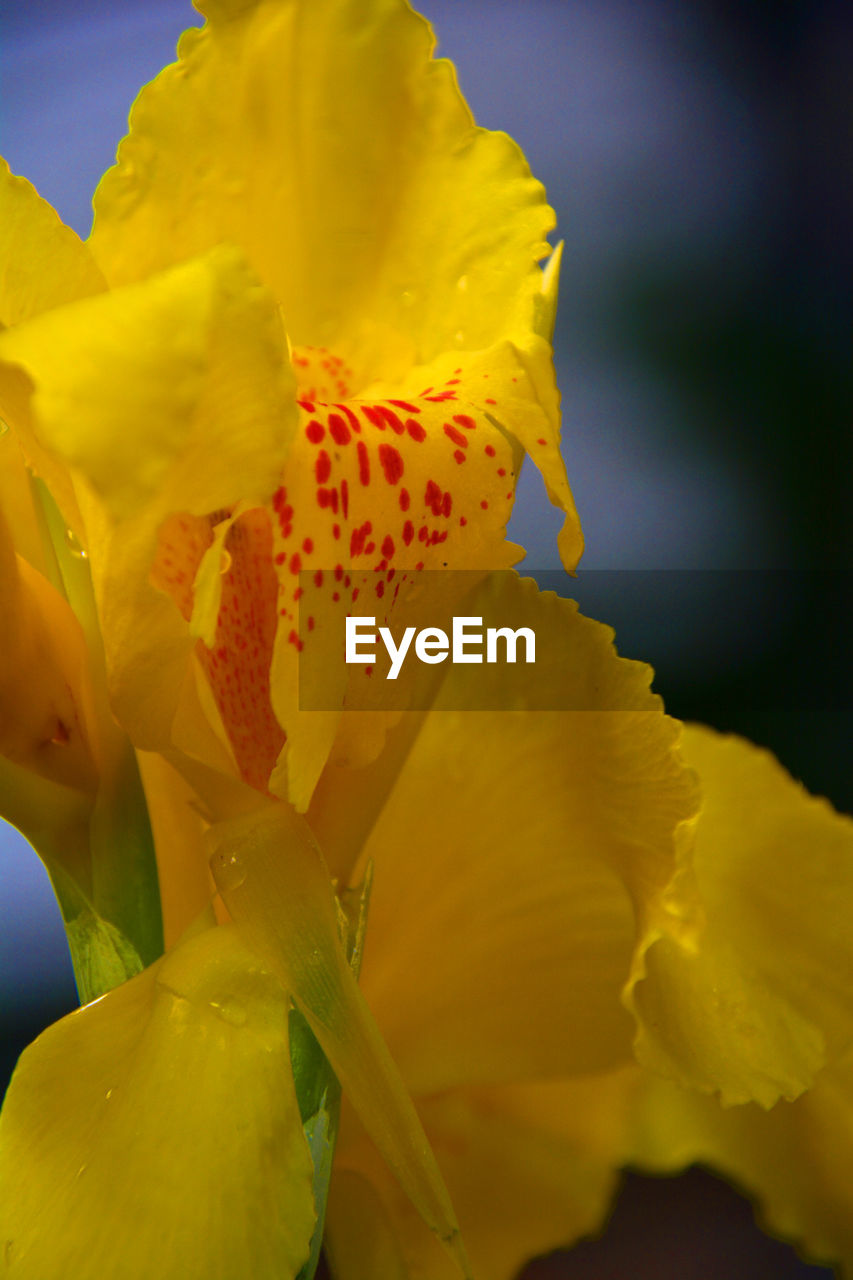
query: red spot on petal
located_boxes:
[537,438,547,446]
[378,443,404,485]
[332,523,341,540]
[340,478,349,519]
[329,413,351,445]
[453,414,476,430]
[389,400,420,413]
[402,520,414,545]
[306,420,325,444]
[289,553,302,575]
[336,403,361,434]
[314,570,324,588]
[377,405,405,434]
[441,492,452,518]
[454,450,466,465]
[302,538,314,554]
[357,441,371,485]
[361,405,385,430]
[315,450,332,484]
[375,580,385,598]
[382,535,395,558]
[444,423,468,448]
[481,500,489,509]
[405,418,426,443]
[485,444,496,458]
[399,488,410,511]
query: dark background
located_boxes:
[1,2,850,1276]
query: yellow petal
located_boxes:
[0,925,316,1280]
[89,0,555,375]
[626,1055,853,1276]
[0,157,105,327]
[0,246,294,523]
[347,574,698,1093]
[329,1072,635,1280]
[628,725,853,1107]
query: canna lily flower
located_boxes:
[2,2,853,1279]
[0,0,581,1272]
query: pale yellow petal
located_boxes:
[0,926,316,1280]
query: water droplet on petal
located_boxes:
[208,998,247,1027]
[210,850,247,894]
[64,528,88,559]
[400,289,417,308]
[0,418,8,437]
[456,274,468,292]
[219,548,233,575]
[453,331,465,347]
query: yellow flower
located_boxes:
[2,2,853,1279]
[0,0,583,1273]
[0,0,581,822]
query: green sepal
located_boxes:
[290,865,373,1280]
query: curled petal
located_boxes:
[628,725,853,1107]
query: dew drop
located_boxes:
[210,850,247,894]
[400,289,417,308]
[75,1164,88,1181]
[104,1088,114,1102]
[219,548,233,575]
[453,330,465,346]
[208,998,248,1028]
[64,528,88,559]
[456,274,468,292]
[0,418,8,437]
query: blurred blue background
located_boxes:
[1,2,850,1276]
